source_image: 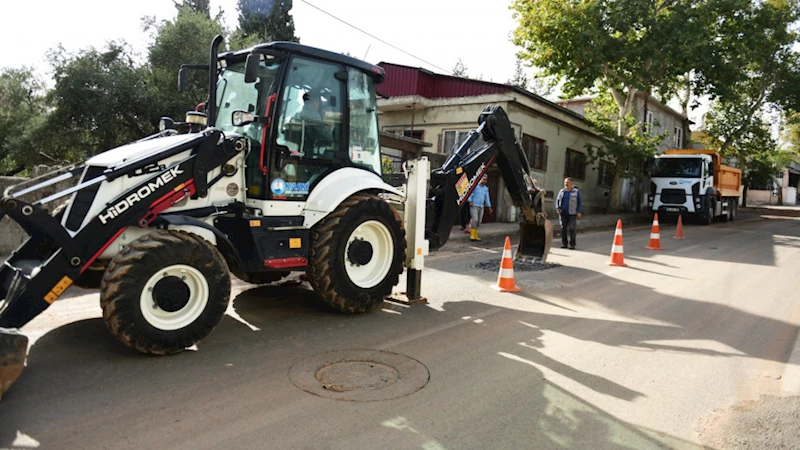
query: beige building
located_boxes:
[376,63,614,221]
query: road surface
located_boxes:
[1,207,798,449]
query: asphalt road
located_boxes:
[1,207,799,449]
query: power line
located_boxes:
[298,0,452,74]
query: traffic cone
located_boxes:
[674,215,686,240]
[491,236,522,292]
[608,219,628,267]
[645,213,664,250]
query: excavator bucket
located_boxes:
[516,218,553,263]
[0,328,28,399]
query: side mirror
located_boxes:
[244,54,260,83]
[232,110,256,127]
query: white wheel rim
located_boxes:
[140,264,209,331]
[345,220,394,289]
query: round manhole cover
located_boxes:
[289,350,429,401]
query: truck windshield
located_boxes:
[652,158,702,178]
[215,58,282,142]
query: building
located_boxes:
[376,63,613,221]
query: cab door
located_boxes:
[268,56,346,200]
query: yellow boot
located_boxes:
[471,228,481,241]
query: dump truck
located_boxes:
[647,149,742,224]
[0,36,552,397]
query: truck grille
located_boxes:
[660,189,686,204]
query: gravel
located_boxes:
[474,260,561,272]
[698,395,800,449]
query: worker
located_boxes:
[293,90,332,154]
[468,174,492,241]
[556,177,582,249]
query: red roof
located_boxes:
[377,62,511,99]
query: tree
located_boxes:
[173,0,210,17]
[146,7,226,122]
[700,0,799,204]
[508,59,528,90]
[452,58,468,78]
[237,0,298,43]
[0,67,47,174]
[42,42,157,161]
[511,0,711,211]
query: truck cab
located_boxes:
[648,149,741,224]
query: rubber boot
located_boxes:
[472,229,481,241]
[469,228,477,241]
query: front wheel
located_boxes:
[308,193,405,312]
[100,230,231,355]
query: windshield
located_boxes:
[652,157,702,178]
[215,58,282,141]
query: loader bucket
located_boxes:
[0,328,28,399]
[516,218,553,263]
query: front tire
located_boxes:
[308,193,405,313]
[100,230,231,355]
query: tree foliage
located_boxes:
[44,42,157,160]
[508,59,528,90]
[146,7,226,122]
[0,67,47,174]
[237,0,298,43]
[511,0,708,211]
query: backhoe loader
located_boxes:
[0,36,551,397]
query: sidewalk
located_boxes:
[448,211,652,242]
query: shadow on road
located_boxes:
[0,278,729,449]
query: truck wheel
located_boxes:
[730,201,737,221]
[703,198,715,225]
[100,230,231,355]
[244,271,289,284]
[308,193,405,313]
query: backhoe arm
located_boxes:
[425,105,551,261]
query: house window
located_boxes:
[439,129,483,154]
[597,160,615,187]
[645,111,654,132]
[673,127,683,148]
[399,129,424,140]
[521,134,548,171]
[565,148,586,180]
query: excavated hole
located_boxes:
[474,260,561,272]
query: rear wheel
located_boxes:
[100,230,231,355]
[308,193,405,313]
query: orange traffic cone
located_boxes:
[608,219,628,267]
[674,215,686,240]
[491,236,522,292]
[645,213,664,250]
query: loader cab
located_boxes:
[215,43,384,203]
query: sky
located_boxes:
[2,0,523,86]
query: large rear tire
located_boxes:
[100,230,231,355]
[308,193,405,313]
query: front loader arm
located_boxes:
[425,105,549,259]
[0,129,243,330]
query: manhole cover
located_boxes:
[289,350,429,401]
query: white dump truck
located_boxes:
[647,149,742,224]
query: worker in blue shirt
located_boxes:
[468,174,493,241]
[556,177,582,249]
